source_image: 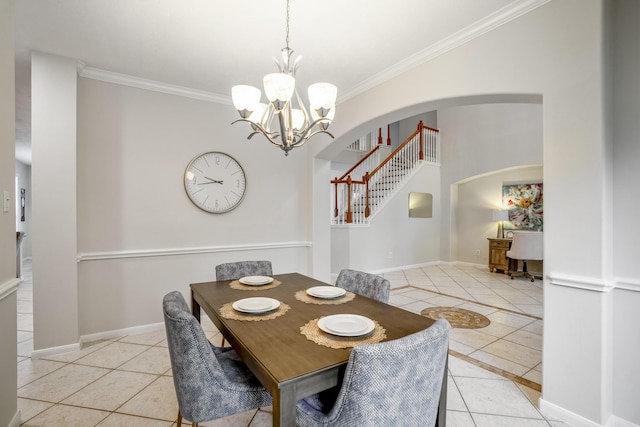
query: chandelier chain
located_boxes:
[285,0,290,50]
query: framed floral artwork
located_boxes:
[502,183,543,231]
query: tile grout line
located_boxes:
[449,349,541,392]
[403,284,543,321]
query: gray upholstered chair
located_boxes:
[296,318,451,427]
[163,291,272,427]
[215,260,273,281]
[335,269,391,303]
[214,260,273,346]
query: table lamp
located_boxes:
[492,209,509,238]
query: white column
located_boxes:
[31,52,79,351]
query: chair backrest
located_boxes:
[320,319,451,426]
[506,231,543,261]
[335,269,390,303]
[163,291,229,422]
[215,260,273,281]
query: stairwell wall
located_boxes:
[331,163,441,276]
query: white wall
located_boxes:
[331,163,441,275]
[611,0,640,423]
[31,53,80,351]
[74,77,313,336]
[309,1,634,425]
[438,103,543,262]
[456,165,543,265]
[0,0,19,424]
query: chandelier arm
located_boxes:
[289,130,335,148]
[290,117,335,143]
[231,118,279,136]
[232,119,284,148]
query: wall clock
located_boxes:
[184,152,247,213]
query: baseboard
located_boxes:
[612,416,640,427]
[538,399,640,427]
[31,322,165,359]
[31,342,81,359]
[80,322,165,344]
[8,409,21,427]
[369,260,446,275]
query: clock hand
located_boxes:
[203,176,224,184]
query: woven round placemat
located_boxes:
[294,290,356,305]
[420,306,490,329]
[300,318,387,349]
[220,301,290,321]
[229,279,282,291]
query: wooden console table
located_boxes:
[488,238,517,274]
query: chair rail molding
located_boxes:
[0,278,20,301]
[77,241,312,262]
[614,277,640,293]
[548,272,615,293]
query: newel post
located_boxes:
[364,172,371,217]
[346,176,353,224]
[377,128,383,145]
[387,124,391,146]
[418,120,424,160]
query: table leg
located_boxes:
[191,289,201,322]
[273,385,296,427]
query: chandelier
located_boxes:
[231,0,337,156]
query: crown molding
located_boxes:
[75,0,550,105]
[78,64,231,105]
[339,0,552,102]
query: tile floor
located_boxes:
[16,260,564,426]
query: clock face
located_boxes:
[184,152,247,213]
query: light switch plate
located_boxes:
[3,190,10,212]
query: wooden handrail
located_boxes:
[332,121,439,224]
[337,146,380,181]
[369,121,438,178]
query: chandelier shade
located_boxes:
[231,0,337,156]
[231,85,262,118]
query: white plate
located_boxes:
[232,297,280,313]
[317,314,375,337]
[239,276,274,286]
[306,286,347,299]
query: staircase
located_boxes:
[331,121,440,225]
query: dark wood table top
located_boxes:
[190,272,435,390]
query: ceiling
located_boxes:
[14,0,548,164]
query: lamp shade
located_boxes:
[291,109,305,130]
[308,82,337,110]
[231,85,261,113]
[248,103,268,125]
[263,73,295,106]
[492,209,509,221]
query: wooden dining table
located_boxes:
[190,273,447,427]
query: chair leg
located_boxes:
[177,410,182,427]
[221,336,226,346]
